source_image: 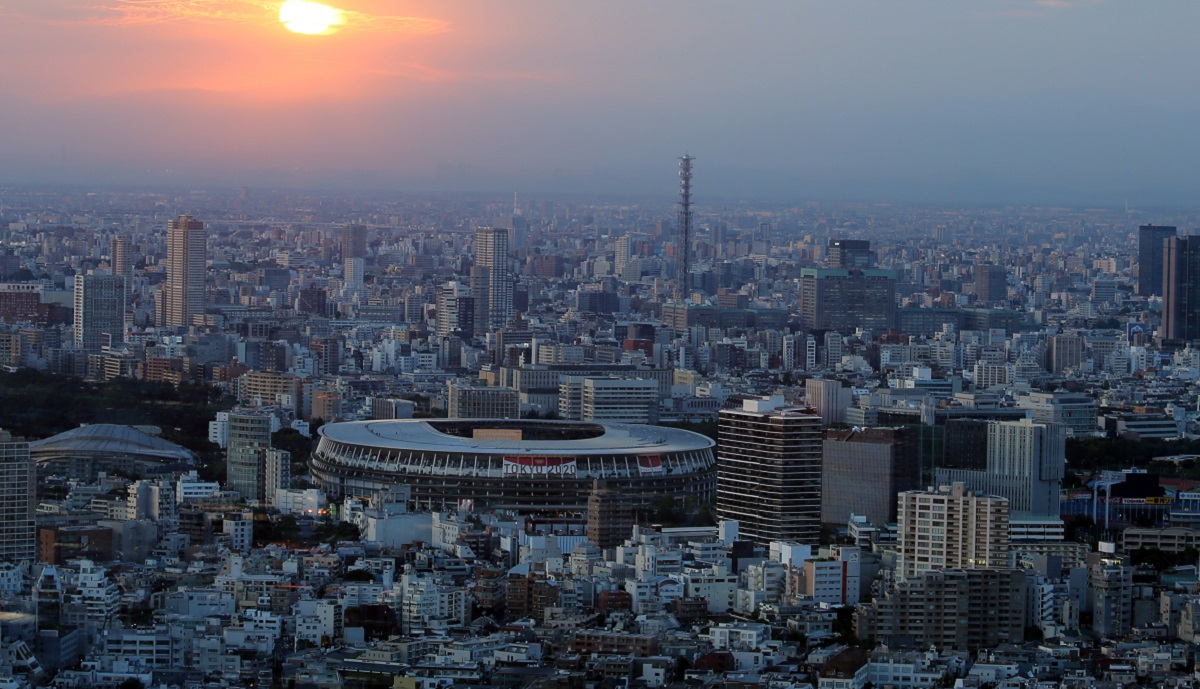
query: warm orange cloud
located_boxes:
[91,0,447,34]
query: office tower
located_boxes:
[580,377,660,424]
[343,257,365,286]
[896,482,1009,582]
[717,396,822,545]
[162,215,206,328]
[614,235,632,277]
[73,274,126,354]
[0,430,35,563]
[473,227,512,331]
[974,262,1008,305]
[935,418,1065,519]
[827,239,873,269]
[821,427,919,528]
[798,268,896,334]
[447,381,519,419]
[1137,224,1176,297]
[1046,333,1085,374]
[805,378,852,426]
[341,223,367,261]
[110,235,130,277]
[264,448,291,507]
[1163,236,1200,343]
[435,281,475,338]
[226,411,273,502]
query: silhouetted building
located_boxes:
[1163,235,1200,343]
[827,239,873,269]
[974,263,1008,305]
[1138,224,1177,297]
[821,427,919,527]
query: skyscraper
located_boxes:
[226,411,273,502]
[0,430,35,563]
[1137,224,1177,297]
[110,235,130,277]
[341,223,367,261]
[717,396,823,545]
[974,262,1008,305]
[435,281,475,338]
[1163,235,1200,343]
[162,215,206,328]
[473,227,512,331]
[73,273,126,354]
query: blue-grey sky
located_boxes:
[0,0,1197,205]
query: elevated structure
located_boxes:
[310,419,714,514]
[676,154,694,300]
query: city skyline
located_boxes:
[0,1,1197,205]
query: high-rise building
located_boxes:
[435,281,475,338]
[1163,235,1200,343]
[896,482,1009,582]
[798,268,896,335]
[974,263,1008,305]
[341,223,367,261]
[805,378,852,426]
[614,235,632,278]
[110,235,130,277]
[717,396,822,545]
[226,411,274,502]
[935,418,1065,519]
[0,430,35,563]
[1046,333,1085,374]
[827,239,873,269]
[473,227,512,331]
[162,215,206,328]
[264,448,291,507]
[73,274,126,354]
[1137,224,1176,297]
[821,427,919,528]
[343,257,365,286]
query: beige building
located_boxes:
[897,482,1009,581]
[160,215,206,328]
[447,381,519,419]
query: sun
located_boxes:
[279,0,344,35]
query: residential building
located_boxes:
[717,396,823,545]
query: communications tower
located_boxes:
[676,154,694,300]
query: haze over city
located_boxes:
[2,0,1198,204]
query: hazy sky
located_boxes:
[1,0,1197,204]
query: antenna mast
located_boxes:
[677,154,694,300]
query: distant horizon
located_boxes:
[2,1,1198,211]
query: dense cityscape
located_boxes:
[0,178,1196,689]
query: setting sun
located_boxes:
[279,0,343,35]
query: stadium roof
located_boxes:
[320,419,712,455]
[30,424,196,461]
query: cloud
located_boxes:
[61,0,447,34]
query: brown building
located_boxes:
[569,630,658,658]
[39,525,113,565]
[821,427,919,527]
[587,482,636,550]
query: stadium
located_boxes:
[310,419,716,514]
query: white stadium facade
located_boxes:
[310,419,715,514]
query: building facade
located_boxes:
[896,483,1009,582]
[1137,224,1176,297]
[161,215,206,328]
[717,396,823,545]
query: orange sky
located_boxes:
[1,1,1198,203]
